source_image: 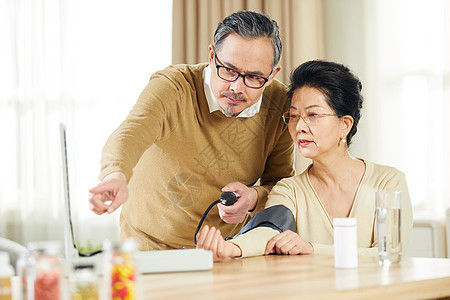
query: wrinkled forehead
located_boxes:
[215,35,274,75]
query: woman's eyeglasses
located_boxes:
[282,111,339,126]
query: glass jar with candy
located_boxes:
[28,241,62,300]
[103,239,138,300]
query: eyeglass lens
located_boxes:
[214,53,269,88]
[217,67,267,88]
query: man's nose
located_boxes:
[229,76,246,93]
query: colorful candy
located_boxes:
[111,253,136,300]
[34,268,60,300]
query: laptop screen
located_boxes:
[59,123,79,259]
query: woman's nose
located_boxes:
[295,115,309,131]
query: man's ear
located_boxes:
[267,65,281,85]
[208,45,215,65]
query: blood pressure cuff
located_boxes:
[230,205,296,239]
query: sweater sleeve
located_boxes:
[250,129,295,214]
[249,80,295,212]
[99,68,186,182]
[231,227,279,257]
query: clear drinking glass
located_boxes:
[376,190,402,265]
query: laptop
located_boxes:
[59,123,212,274]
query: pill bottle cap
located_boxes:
[334,218,356,227]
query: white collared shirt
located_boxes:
[203,65,262,118]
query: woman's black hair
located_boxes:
[286,60,363,145]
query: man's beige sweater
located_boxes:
[99,63,295,250]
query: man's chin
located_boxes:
[223,109,238,117]
[223,104,241,117]
[218,96,246,117]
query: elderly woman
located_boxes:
[196,60,413,261]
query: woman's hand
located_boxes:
[265,230,314,255]
[195,225,242,262]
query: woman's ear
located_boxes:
[341,115,354,138]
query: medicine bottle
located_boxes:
[69,264,98,300]
[334,218,358,268]
[16,251,32,300]
[28,241,62,300]
[0,251,14,300]
[104,239,138,300]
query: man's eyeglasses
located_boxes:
[214,53,272,89]
[282,111,339,126]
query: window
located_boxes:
[0,0,173,246]
[325,0,450,217]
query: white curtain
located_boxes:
[324,0,450,218]
[364,0,450,217]
[0,0,173,248]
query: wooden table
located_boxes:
[140,254,450,299]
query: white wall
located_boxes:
[408,218,447,258]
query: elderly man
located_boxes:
[89,10,294,250]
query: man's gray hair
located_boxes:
[214,10,282,69]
